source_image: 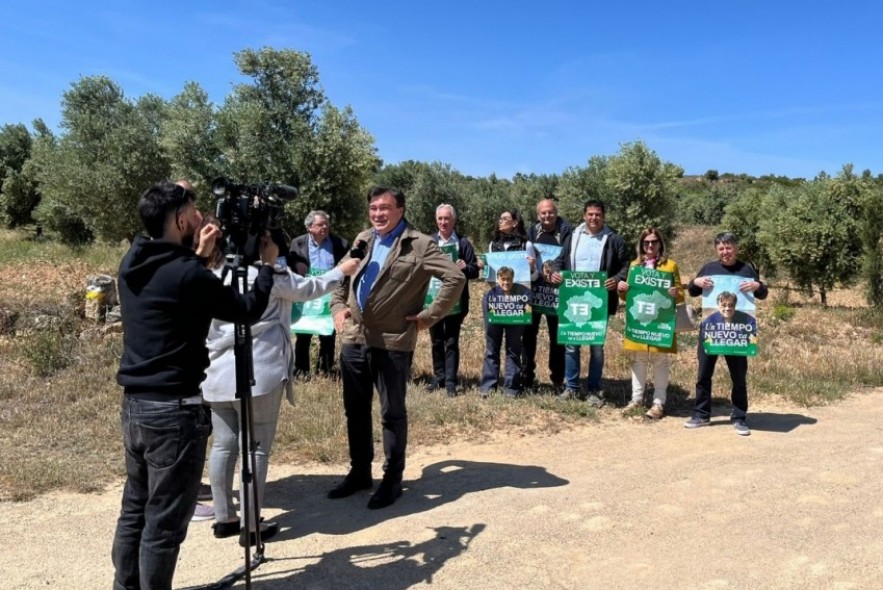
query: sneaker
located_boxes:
[645,404,664,420]
[684,416,711,429]
[622,400,643,413]
[479,389,491,399]
[556,389,580,401]
[197,483,212,501]
[191,502,215,522]
[733,420,751,436]
[585,393,605,408]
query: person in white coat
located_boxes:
[201,224,359,546]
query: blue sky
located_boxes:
[2,1,880,179]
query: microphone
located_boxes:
[350,239,368,259]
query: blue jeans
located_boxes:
[112,396,211,590]
[564,345,605,392]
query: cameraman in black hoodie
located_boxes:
[112,180,277,590]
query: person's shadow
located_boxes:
[244,524,486,589]
[263,460,568,541]
[739,411,817,433]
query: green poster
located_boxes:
[701,311,758,356]
[624,266,676,348]
[532,243,562,315]
[699,274,758,356]
[483,252,532,325]
[486,284,533,325]
[557,271,608,345]
[424,243,461,315]
[290,268,334,336]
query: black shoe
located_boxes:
[445,385,458,398]
[197,483,213,501]
[239,521,279,547]
[367,479,403,510]
[425,380,441,392]
[327,472,373,499]
[212,520,241,539]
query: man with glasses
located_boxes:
[289,210,349,378]
[549,199,629,406]
[113,180,278,590]
[328,187,464,510]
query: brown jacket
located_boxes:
[331,222,465,352]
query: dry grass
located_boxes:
[0,225,881,501]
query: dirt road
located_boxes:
[4,390,883,589]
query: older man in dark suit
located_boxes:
[289,210,349,378]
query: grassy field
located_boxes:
[0,226,881,501]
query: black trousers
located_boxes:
[294,332,336,375]
[521,312,565,385]
[340,344,413,483]
[428,312,466,388]
[693,343,748,420]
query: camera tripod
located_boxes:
[200,253,270,590]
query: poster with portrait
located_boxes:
[624,266,676,348]
[699,275,758,356]
[532,243,562,315]
[290,268,334,336]
[556,271,608,345]
[424,243,461,315]
[483,252,532,325]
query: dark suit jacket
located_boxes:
[289,233,349,274]
[429,233,480,316]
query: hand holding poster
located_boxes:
[624,266,676,348]
[699,275,758,356]
[532,243,562,315]
[291,268,334,336]
[483,252,532,325]
[557,271,608,345]
[424,243,461,315]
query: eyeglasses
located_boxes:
[642,240,660,246]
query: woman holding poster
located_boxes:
[684,232,768,436]
[617,228,683,420]
[478,209,537,397]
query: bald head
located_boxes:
[536,198,558,231]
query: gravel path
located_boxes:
[4,390,883,589]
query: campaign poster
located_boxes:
[483,252,532,325]
[624,266,676,348]
[532,243,562,315]
[557,271,608,345]
[290,268,334,336]
[424,243,461,315]
[699,274,758,356]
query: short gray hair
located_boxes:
[436,203,457,221]
[304,210,330,229]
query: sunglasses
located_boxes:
[642,239,660,246]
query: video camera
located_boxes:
[211,177,298,262]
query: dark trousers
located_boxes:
[429,312,466,389]
[481,314,525,395]
[521,312,564,386]
[693,343,749,421]
[294,332,336,375]
[340,344,413,483]
[112,396,211,590]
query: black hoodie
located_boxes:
[116,236,274,396]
